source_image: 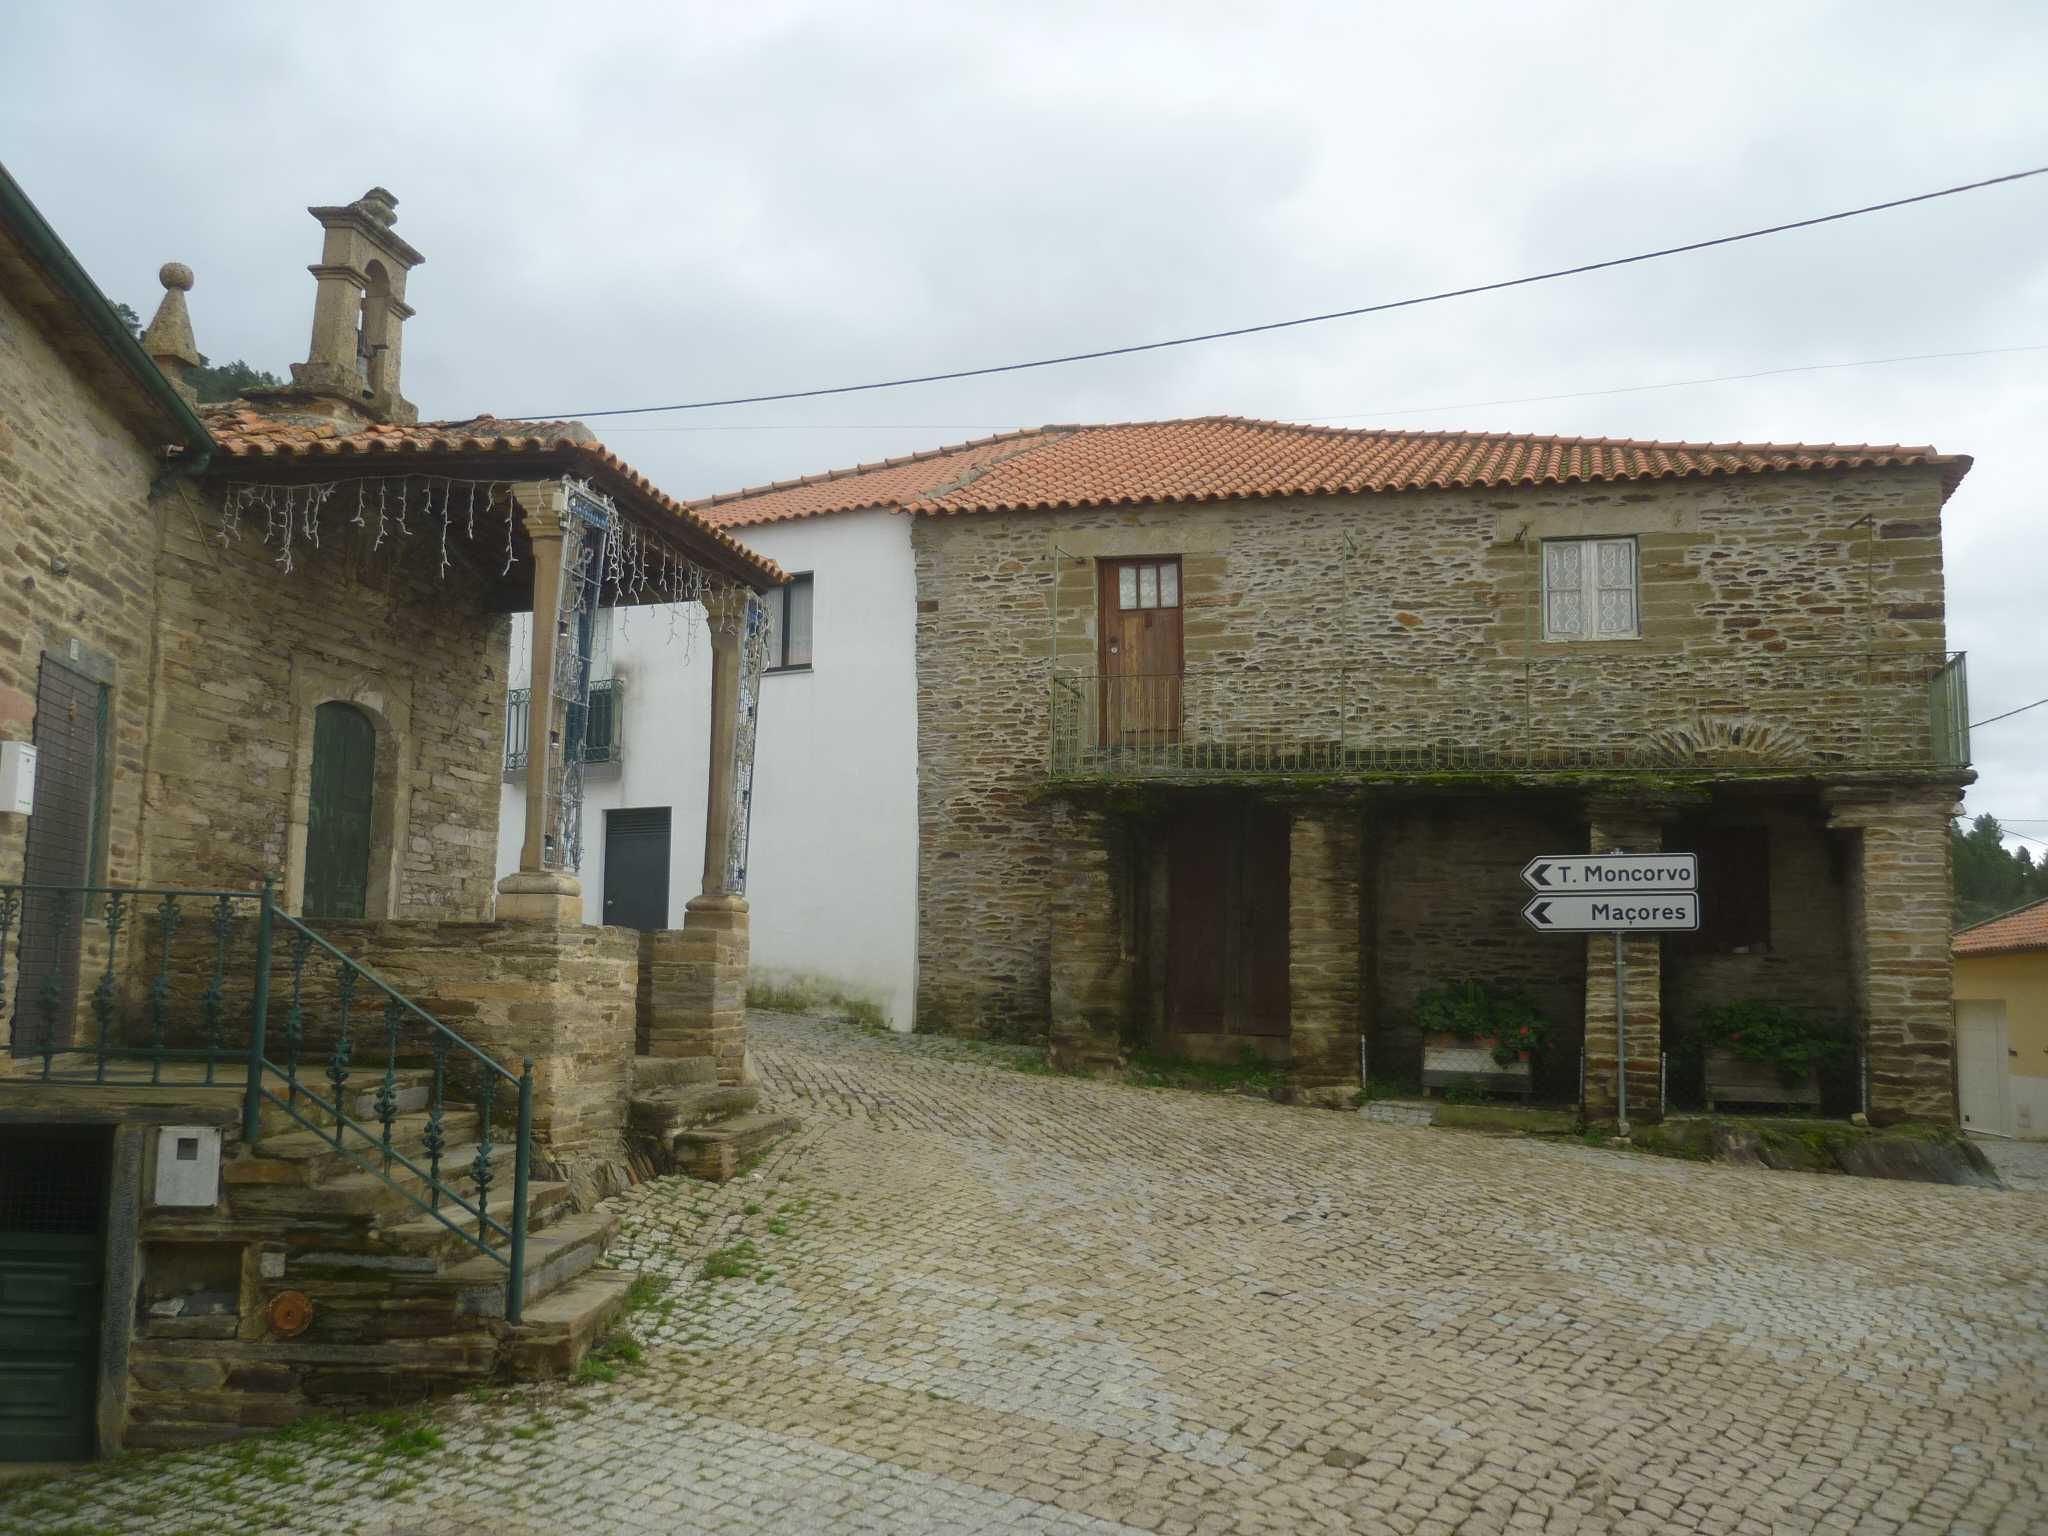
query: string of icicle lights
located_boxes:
[213,472,749,632]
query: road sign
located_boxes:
[1519,852,1697,893]
[1520,892,1699,933]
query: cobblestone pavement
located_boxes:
[9,1012,2048,1535]
[1973,1136,2048,1194]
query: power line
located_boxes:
[509,163,2048,422]
[591,342,2048,433]
[1971,695,2048,730]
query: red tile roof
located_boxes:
[685,417,1969,528]
[201,407,782,586]
[1955,897,2048,958]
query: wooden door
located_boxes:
[14,655,102,1056]
[1956,1000,2012,1136]
[603,807,673,930]
[1165,804,1290,1043]
[0,1127,106,1462]
[1098,559,1183,743]
[305,702,375,920]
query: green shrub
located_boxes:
[1694,999,1847,1087]
[1412,981,1552,1067]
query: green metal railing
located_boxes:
[1,880,534,1323]
[1049,649,1970,780]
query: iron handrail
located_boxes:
[1,878,535,1323]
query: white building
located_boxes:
[498,508,920,1029]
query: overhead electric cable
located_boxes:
[591,342,2048,433]
[509,164,2048,422]
[1971,695,2048,730]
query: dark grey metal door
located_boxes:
[14,655,102,1056]
[602,807,672,931]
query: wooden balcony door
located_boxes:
[1098,557,1183,744]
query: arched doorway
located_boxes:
[305,701,375,919]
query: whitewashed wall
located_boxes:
[498,509,920,1029]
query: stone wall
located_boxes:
[0,283,164,912]
[142,479,511,920]
[912,466,1955,1040]
[1369,797,1588,1098]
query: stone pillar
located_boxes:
[1826,785,1960,1124]
[659,596,752,1084]
[1582,798,1668,1127]
[1287,805,1364,1106]
[497,483,582,924]
[1047,800,1128,1072]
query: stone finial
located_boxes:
[141,261,201,405]
[356,187,398,227]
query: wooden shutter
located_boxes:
[305,703,376,920]
[14,656,101,1055]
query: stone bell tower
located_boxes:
[277,187,424,424]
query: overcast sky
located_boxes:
[7,1,2045,849]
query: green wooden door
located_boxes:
[305,702,375,920]
[0,1128,107,1462]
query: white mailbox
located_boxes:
[153,1126,223,1207]
[0,741,34,816]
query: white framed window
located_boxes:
[1542,537,1638,641]
[763,573,814,671]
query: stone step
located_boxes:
[429,1209,618,1318]
[231,1135,512,1224]
[369,1179,577,1264]
[629,1084,760,1139]
[250,1069,437,1140]
[632,1055,719,1091]
[673,1111,800,1183]
[505,1269,636,1377]
[238,1110,480,1188]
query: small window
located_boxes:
[764,574,814,672]
[1542,537,1638,641]
[1113,560,1180,612]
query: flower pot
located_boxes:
[1420,1032,1533,1100]
[1703,1048,1821,1112]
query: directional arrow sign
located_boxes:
[1521,892,1699,933]
[1519,852,1697,893]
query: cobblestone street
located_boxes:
[9,1011,2048,1535]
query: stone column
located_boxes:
[1826,785,1960,1124]
[652,597,751,1083]
[1047,800,1129,1072]
[1581,797,1669,1127]
[496,482,581,924]
[1287,804,1364,1107]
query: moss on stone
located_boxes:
[1432,1103,1580,1137]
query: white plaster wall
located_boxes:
[497,509,920,1029]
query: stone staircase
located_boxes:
[128,1070,632,1443]
[627,1055,798,1181]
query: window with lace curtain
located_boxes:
[1541,537,1639,640]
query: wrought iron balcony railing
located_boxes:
[0,881,536,1323]
[504,676,622,778]
[1048,649,1968,780]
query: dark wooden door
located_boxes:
[1098,559,1183,742]
[305,702,375,920]
[0,1128,106,1462]
[1165,804,1289,1041]
[14,655,103,1056]
[603,807,672,931]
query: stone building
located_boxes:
[690,418,1972,1126]
[0,168,783,1455]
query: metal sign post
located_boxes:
[1520,851,1699,1135]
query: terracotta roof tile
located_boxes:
[200,406,781,586]
[685,416,1970,527]
[1955,897,2048,958]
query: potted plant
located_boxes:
[1415,981,1550,1101]
[1695,999,1842,1112]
